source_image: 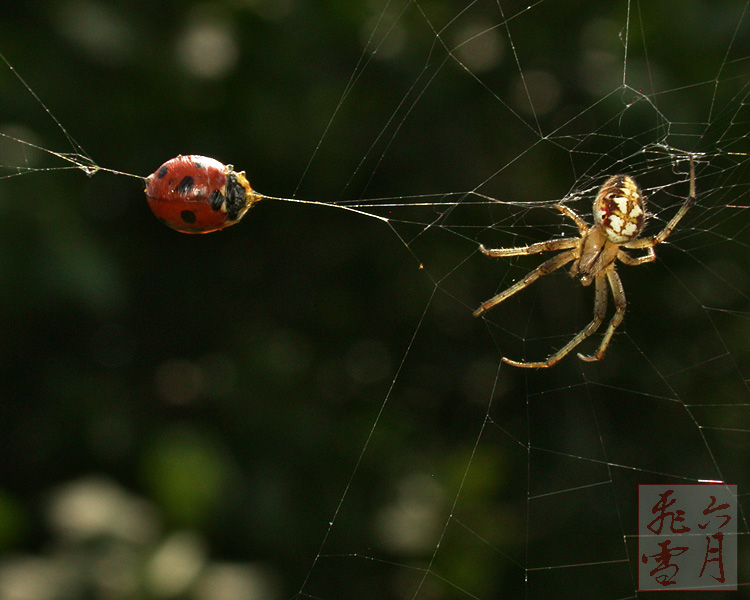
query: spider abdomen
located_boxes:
[594,175,645,243]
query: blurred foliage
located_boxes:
[0,1,748,599]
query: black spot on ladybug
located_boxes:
[157,165,169,179]
[209,189,225,211]
[176,176,195,194]
[224,172,247,220]
[180,210,197,224]
[192,161,206,170]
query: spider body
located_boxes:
[475,157,696,368]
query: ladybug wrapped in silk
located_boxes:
[145,155,262,233]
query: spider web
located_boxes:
[0,1,749,599]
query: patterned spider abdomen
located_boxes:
[593,175,645,243]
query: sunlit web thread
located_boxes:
[0,51,101,176]
[295,287,437,598]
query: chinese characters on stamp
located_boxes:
[639,484,737,591]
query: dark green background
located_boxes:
[0,1,748,598]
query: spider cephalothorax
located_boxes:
[475,156,696,368]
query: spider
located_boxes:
[474,155,696,368]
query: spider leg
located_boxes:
[623,154,696,250]
[479,237,578,258]
[617,248,655,266]
[554,204,589,234]
[578,268,626,362]
[503,273,607,368]
[474,249,577,317]
[479,204,585,258]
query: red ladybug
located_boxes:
[145,155,262,233]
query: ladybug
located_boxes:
[145,155,262,233]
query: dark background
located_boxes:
[0,1,749,599]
